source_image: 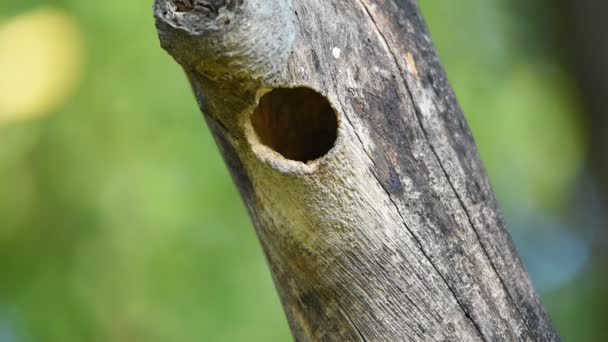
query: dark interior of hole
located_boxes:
[251,87,338,163]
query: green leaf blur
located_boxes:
[0,0,603,341]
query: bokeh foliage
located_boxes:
[0,0,602,341]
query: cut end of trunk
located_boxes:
[154,0,242,32]
[154,0,296,86]
[171,0,243,17]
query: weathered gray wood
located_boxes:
[153,0,560,340]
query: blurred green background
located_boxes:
[0,0,606,341]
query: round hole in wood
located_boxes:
[251,87,338,163]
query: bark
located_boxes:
[153,0,560,341]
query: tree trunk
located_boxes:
[153,1,559,341]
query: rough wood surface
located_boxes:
[153,0,560,340]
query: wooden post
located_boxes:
[153,1,560,340]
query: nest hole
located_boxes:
[251,87,338,163]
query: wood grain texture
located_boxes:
[154,0,560,340]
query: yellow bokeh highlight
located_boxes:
[0,8,84,125]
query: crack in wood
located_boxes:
[336,301,368,342]
[355,0,546,340]
[353,0,503,340]
[336,84,485,339]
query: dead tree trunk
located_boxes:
[153,1,559,340]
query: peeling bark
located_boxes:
[153,0,560,340]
